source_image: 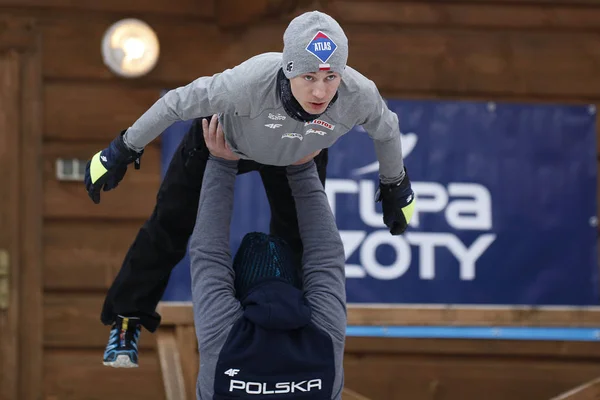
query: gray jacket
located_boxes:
[189,158,347,399]
[123,52,405,184]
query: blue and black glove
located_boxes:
[84,130,143,204]
[376,167,415,235]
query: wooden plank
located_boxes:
[0,0,213,17]
[0,15,37,51]
[17,24,43,400]
[347,304,600,327]
[43,141,160,219]
[42,75,599,145]
[346,28,600,99]
[175,325,198,400]
[343,351,600,400]
[156,329,187,400]
[44,348,164,400]
[158,303,600,327]
[158,302,195,326]
[0,43,21,400]
[40,15,281,83]
[44,292,157,349]
[340,0,600,4]
[44,82,162,141]
[551,376,600,400]
[40,15,600,99]
[324,1,600,29]
[344,336,600,358]
[342,388,372,400]
[214,0,298,28]
[158,302,600,400]
[44,221,143,290]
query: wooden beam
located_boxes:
[342,387,372,400]
[323,1,600,29]
[343,347,600,400]
[43,293,157,349]
[550,376,600,400]
[0,16,37,51]
[346,304,600,327]
[17,19,43,400]
[158,302,600,327]
[42,141,161,220]
[44,82,162,141]
[0,15,44,400]
[214,0,269,29]
[44,221,144,291]
[158,302,195,326]
[156,328,187,400]
[175,325,198,400]
[0,0,214,17]
[338,0,600,4]
[40,14,283,84]
[44,348,164,400]
[214,0,298,29]
[344,336,600,358]
[37,14,600,99]
[0,39,21,400]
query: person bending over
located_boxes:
[189,120,346,399]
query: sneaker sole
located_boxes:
[103,354,138,368]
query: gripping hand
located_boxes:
[84,130,143,204]
[375,168,415,235]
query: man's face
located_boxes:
[289,71,341,114]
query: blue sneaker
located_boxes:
[103,315,141,368]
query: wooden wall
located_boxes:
[0,0,598,399]
[344,337,600,400]
[156,303,600,400]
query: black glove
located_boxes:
[376,168,415,235]
[84,130,143,204]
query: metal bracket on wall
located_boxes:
[55,158,86,181]
[0,250,9,310]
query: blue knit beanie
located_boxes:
[233,232,302,299]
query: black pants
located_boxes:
[100,118,329,332]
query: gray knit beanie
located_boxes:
[282,11,348,79]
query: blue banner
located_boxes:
[161,100,598,306]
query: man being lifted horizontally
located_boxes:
[84,10,415,367]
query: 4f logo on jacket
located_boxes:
[229,379,322,395]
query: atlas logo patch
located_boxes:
[305,31,337,64]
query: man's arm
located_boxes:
[84,67,248,204]
[188,156,243,346]
[286,161,347,341]
[124,67,247,151]
[360,81,405,185]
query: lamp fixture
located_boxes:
[101,18,160,78]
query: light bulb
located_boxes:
[102,19,160,78]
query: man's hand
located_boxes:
[84,130,143,204]
[376,168,415,235]
[292,149,322,165]
[202,114,239,161]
